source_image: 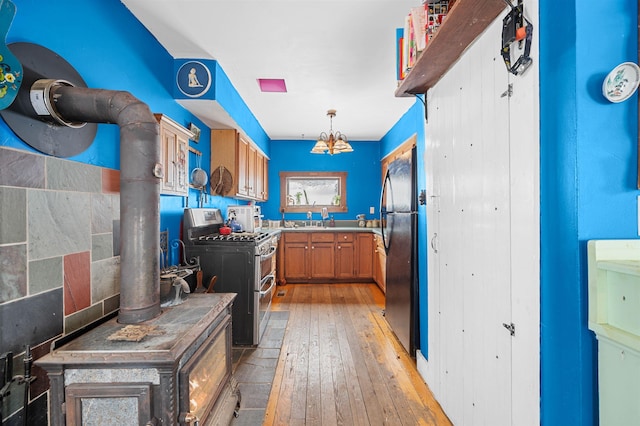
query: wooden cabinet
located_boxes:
[310,233,335,279]
[373,234,386,293]
[282,232,335,281]
[335,233,355,279]
[246,142,257,198]
[395,0,506,97]
[236,135,250,197]
[155,114,193,196]
[282,232,309,281]
[282,231,374,283]
[210,129,268,201]
[356,233,374,279]
[256,153,268,201]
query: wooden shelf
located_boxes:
[395,0,507,97]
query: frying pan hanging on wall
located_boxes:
[210,165,232,196]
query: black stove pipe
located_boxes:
[45,83,162,324]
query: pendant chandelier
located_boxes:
[310,109,353,155]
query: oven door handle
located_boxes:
[259,274,276,296]
[260,246,277,262]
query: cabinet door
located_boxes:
[335,241,355,279]
[276,241,286,285]
[373,235,386,293]
[255,152,264,200]
[356,233,374,279]
[175,135,189,194]
[237,137,249,196]
[284,241,309,281]
[255,154,268,201]
[157,114,190,196]
[247,144,257,198]
[310,242,335,279]
[160,128,178,193]
[261,155,269,200]
[211,129,239,196]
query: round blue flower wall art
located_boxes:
[176,61,211,98]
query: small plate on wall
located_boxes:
[602,62,640,103]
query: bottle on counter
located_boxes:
[329,215,335,227]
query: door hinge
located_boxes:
[500,83,513,98]
[503,322,515,336]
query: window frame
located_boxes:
[279,171,347,213]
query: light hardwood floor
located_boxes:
[263,283,451,426]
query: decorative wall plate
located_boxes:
[602,62,640,103]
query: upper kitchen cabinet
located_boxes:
[395,0,506,97]
[155,114,194,196]
[256,152,269,201]
[211,129,269,201]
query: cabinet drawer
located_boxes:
[284,232,308,243]
[336,233,354,242]
[311,233,335,243]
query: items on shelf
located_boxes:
[396,1,456,83]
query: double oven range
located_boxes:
[183,208,278,346]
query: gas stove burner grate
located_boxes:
[197,232,270,244]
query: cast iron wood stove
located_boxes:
[182,208,279,346]
[36,294,239,425]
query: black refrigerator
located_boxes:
[380,147,418,356]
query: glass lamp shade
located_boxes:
[333,138,348,152]
[311,139,329,154]
[339,142,353,152]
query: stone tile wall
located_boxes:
[0,147,121,423]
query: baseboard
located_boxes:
[416,349,428,382]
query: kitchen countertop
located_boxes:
[265,226,382,236]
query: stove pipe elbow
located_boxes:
[47,82,163,324]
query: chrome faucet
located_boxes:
[307,211,312,227]
[321,207,328,227]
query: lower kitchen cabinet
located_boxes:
[281,232,308,281]
[335,233,355,279]
[282,231,374,283]
[356,233,374,279]
[373,234,386,293]
[310,233,336,279]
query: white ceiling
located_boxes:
[120,0,418,143]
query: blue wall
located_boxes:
[2,0,267,266]
[263,139,382,221]
[540,0,638,424]
[212,61,270,156]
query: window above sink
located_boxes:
[280,171,347,213]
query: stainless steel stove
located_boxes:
[183,208,278,346]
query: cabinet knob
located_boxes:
[305,246,308,250]
[343,235,347,240]
[311,246,315,250]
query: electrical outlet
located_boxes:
[369,206,375,214]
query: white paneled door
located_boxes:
[423,6,539,425]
